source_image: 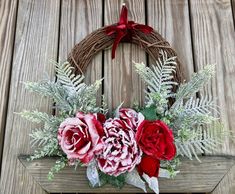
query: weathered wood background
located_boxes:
[0,0,235,194]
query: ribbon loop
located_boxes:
[105,4,153,59]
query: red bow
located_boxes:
[105,4,153,59]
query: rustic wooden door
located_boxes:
[0,0,235,193]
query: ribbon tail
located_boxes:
[111,31,126,59]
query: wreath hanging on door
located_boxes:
[20,4,225,194]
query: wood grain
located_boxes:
[211,164,235,194]
[232,0,235,23]
[18,155,235,193]
[0,0,18,169]
[189,0,235,193]
[104,0,146,111]
[189,0,235,155]
[0,0,60,193]
[59,0,103,104]
[147,0,194,81]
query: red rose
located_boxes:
[137,155,160,177]
[58,112,104,164]
[136,120,176,160]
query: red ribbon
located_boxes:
[105,4,153,59]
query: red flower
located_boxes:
[137,155,160,177]
[57,112,105,164]
[119,108,144,131]
[97,118,142,176]
[136,120,176,160]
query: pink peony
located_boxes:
[58,112,105,164]
[119,108,144,131]
[97,118,142,176]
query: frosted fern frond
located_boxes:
[30,128,56,147]
[170,95,219,129]
[135,50,177,112]
[24,81,73,112]
[101,95,108,114]
[64,78,102,114]
[24,62,102,114]
[18,110,62,128]
[29,138,61,161]
[175,126,222,161]
[55,62,85,96]
[135,50,177,95]
[172,65,215,108]
[179,95,218,115]
[19,110,50,123]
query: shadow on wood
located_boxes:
[18,155,235,193]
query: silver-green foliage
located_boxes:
[171,95,219,130]
[172,65,215,107]
[19,110,63,160]
[135,50,177,114]
[135,50,223,161]
[175,125,223,161]
[24,62,102,114]
[20,62,103,178]
[55,61,86,95]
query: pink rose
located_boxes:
[58,112,104,164]
[119,108,144,131]
[97,118,142,176]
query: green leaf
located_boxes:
[172,64,215,108]
[140,105,157,121]
[134,50,177,112]
[99,172,126,189]
[47,157,67,180]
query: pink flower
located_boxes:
[119,108,144,131]
[58,112,105,164]
[97,118,142,176]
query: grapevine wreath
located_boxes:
[20,4,226,194]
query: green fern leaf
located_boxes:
[175,125,222,162]
[135,50,177,113]
[172,65,215,109]
[55,62,85,95]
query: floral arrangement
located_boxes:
[20,51,225,193]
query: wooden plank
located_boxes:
[0,0,60,193]
[232,0,235,23]
[104,0,146,110]
[189,0,235,193]
[59,0,103,104]
[211,164,235,194]
[147,0,194,81]
[189,0,235,154]
[18,155,235,193]
[0,0,18,169]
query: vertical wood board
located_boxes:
[0,0,60,193]
[147,0,194,81]
[189,1,235,192]
[0,0,18,169]
[104,0,146,111]
[59,0,103,104]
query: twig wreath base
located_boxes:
[68,27,184,85]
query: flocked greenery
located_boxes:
[135,51,225,166]
[19,50,226,184]
[20,62,103,178]
[99,172,126,189]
